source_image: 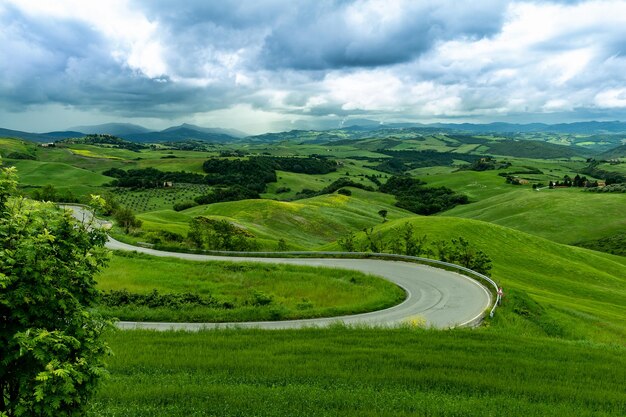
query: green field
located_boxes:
[138,188,413,249]
[4,159,112,196]
[323,216,626,343]
[445,187,626,244]
[89,327,625,417]
[3,131,626,416]
[0,137,37,156]
[95,252,404,322]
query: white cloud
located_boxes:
[3,0,626,131]
[595,88,626,108]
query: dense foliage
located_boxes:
[380,175,469,215]
[59,134,146,151]
[194,185,260,205]
[187,216,259,251]
[548,174,598,188]
[30,184,81,204]
[103,167,206,188]
[0,167,111,416]
[580,161,626,185]
[339,223,492,275]
[373,150,478,173]
[462,156,511,171]
[100,289,227,309]
[262,156,338,174]
[201,156,338,193]
[202,158,277,193]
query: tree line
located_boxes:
[379,176,469,215]
[338,222,492,275]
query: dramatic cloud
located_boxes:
[1,0,626,133]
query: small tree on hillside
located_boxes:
[377,209,388,223]
[337,231,357,252]
[114,206,142,234]
[0,167,111,416]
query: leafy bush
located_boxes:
[6,151,36,160]
[173,200,199,211]
[380,176,468,215]
[100,289,230,309]
[103,167,206,188]
[188,216,259,251]
[194,185,260,205]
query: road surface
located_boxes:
[63,205,492,330]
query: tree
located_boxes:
[0,167,111,416]
[337,231,357,252]
[448,237,492,276]
[187,217,258,251]
[114,206,142,234]
[276,238,288,251]
[377,209,388,223]
[363,227,386,253]
[401,223,428,257]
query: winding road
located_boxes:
[64,205,492,330]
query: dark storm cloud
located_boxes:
[259,1,507,70]
[134,0,508,70]
[3,0,626,132]
[0,3,251,117]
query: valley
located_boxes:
[1,124,625,416]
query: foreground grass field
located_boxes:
[89,327,625,417]
[95,252,404,322]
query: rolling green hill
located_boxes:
[444,187,626,244]
[484,139,585,159]
[6,159,112,196]
[0,137,38,157]
[323,215,626,343]
[138,188,413,249]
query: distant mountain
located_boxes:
[70,123,151,136]
[124,126,238,143]
[0,128,83,142]
[417,121,626,134]
[161,123,248,138]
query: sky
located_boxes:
[2,0,626,134]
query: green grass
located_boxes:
[445,187,626,244]
[139,188,413,249]
[263,163,384,200]
[111,184,212,213]
[323,216,626,343]
[0,137,37,156]
[89,327,626,417]
[6,159,112,196]
[88,214,626,416]
[94,252,405,322]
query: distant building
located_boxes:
[39,143,55,148]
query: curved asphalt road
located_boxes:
[64,205,492,330]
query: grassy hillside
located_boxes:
[138,188,413,249]
[444,187,626,244]
[0,137,37,157]
[323,216,626,343]
[6,159,112,196]
[91,327,625,417]
[485,139,584,159]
